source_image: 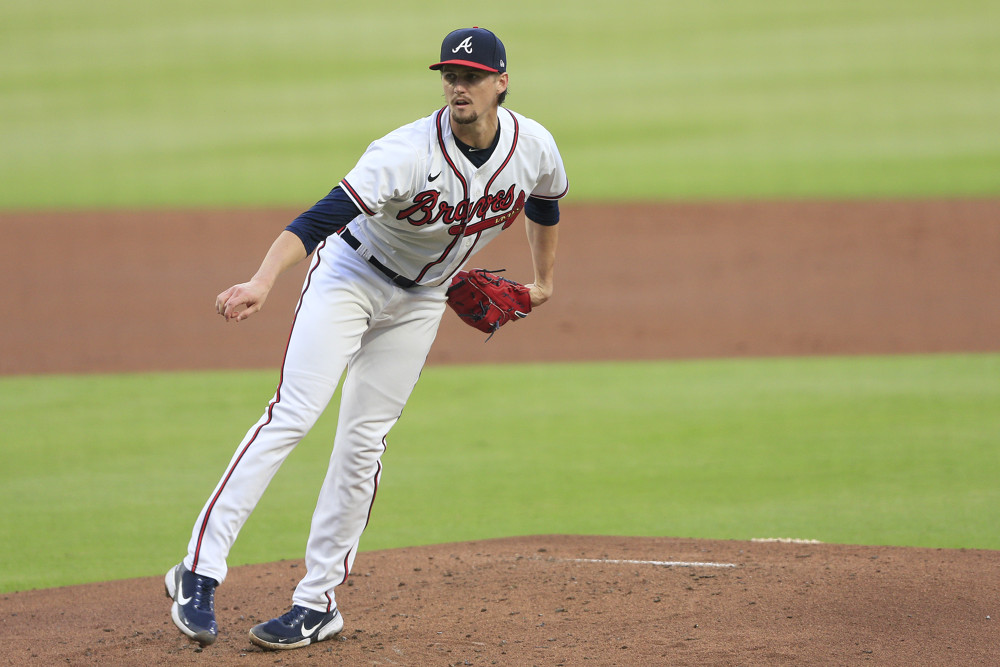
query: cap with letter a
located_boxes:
[429,27,506,74]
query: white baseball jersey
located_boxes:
[339,106,569,286]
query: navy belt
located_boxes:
[339,228,418,289]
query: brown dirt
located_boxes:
[1,200,998,665]
[3,536,998,666]
[3,200,999,375]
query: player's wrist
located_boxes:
[528,282,552,307]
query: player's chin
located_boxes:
[451,104,479,125]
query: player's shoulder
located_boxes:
[504,108,559,146]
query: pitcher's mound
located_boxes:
[3,535,997,665]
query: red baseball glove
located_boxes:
[446,269,532,339]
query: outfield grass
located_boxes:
[2,354,997,592]
[2,0,998,209]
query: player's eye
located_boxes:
[443,71,483,87]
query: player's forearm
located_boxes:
[526,218,558,301]
[251,230,309,289]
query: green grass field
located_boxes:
[2,356,998,592]
[1,1,998,593]
[2,0,998,209]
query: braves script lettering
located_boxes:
[397,188,527,236]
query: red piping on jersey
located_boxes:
[453,110,521,268]
[483,109,519,194]
[413,108,469,282]
[191,240,328,575]
[340,179,377,216]
[415,107,521,282]
[530,183,569,200]
[338,440,386,588]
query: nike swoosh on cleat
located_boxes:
[177,579,193,606]
[301,620,321,637]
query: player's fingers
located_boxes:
[221,294,248,321]
[216,286,240,315]
[234,302,263,322]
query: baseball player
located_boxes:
[165,26,568,651]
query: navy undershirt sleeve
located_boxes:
[524,197,560,226]
[285,186,362,255]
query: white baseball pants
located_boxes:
[183,236,447,612]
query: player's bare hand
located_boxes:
[526,282,552,308]
[216,280,270,322]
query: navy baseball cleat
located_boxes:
[248,604,343,650]
[164,563,219,646]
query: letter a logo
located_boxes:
[452,36,474,54]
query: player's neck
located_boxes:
[449,110,499,150]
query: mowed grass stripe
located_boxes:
[1,353,997,592]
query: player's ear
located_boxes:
[496,73,508,99]
[495,73,509,106]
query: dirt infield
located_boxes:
[3,200,999,374]
[2,200,999,665]
[3,536,997,666]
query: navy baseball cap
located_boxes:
[429,27,506,74]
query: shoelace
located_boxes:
[192,576,216,612]
[277,605,310,627]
